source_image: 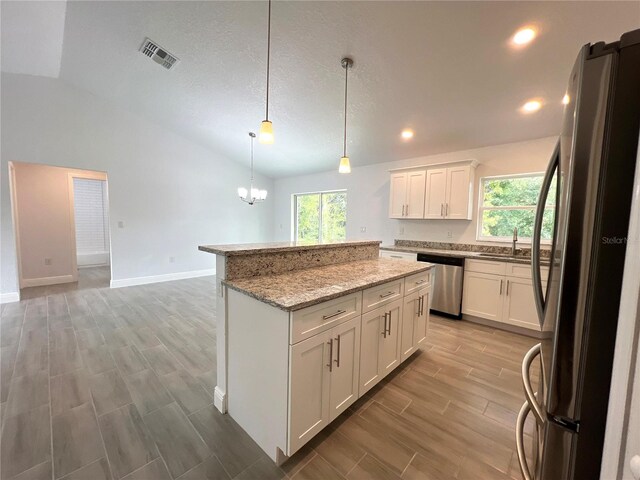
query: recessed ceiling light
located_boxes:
[401,129,414,140]
[562,94,570,105]
[512,27,537,46]
[521,99,543,113]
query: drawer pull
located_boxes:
[390,255,403,259]
[322,309,346,320]
[379,291,396,299]
[414,279,426,285]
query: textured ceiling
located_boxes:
[1,1,67,78]
[3,1,639,177]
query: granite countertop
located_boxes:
[199,240,381,256]
[380,245,547,265]
[223,258,434,311]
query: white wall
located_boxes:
[273,137,558,246]
[1,73,274,297]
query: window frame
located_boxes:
[292,189,347,243]
[476,172,554,244]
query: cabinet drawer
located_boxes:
[506,262,550,281]
[290,292,361,344]
[465,259,507,276]
[404,270,432,295]
[379,250,418,262]
[362,280,404,313]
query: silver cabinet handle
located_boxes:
[417,296,422,316]
[445,203,449,217]
[440,203,444,217]
[381,312,388,338]
[499,279,503,295]
[420,295,425,316]
[390,255,403,259]
[522,343,545,424]
[379,291,395,299]
[416,297,421,316]
[414,279,426,285]
[387,311,392,336]
[334,335,341,368]
[327,339,334,372]
[322,309,346,320]
[405,204,409,216]
[402,204,405,216]
[516,401,534,480]
[506,280,510,296]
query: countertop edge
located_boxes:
[223,263,434,312]
[199,240,382,256]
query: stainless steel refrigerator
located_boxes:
[516,29,640,480]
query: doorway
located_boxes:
[9,162,112,298]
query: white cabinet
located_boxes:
[379,250,418,262]
[289,316,361,453]
[389,171,426,219]
[389,160,476,220]
[359,299,403,395]
[462,260,544,331]
[401,287,430,361]
[424,165,475,220]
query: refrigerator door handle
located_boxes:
[532,139,560,324]
[522,343,545,425]
[516,401,535,480]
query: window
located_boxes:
[477,173,556,242]
[294,191,347,243]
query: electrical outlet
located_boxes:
[44,258,52,266]
[118,221,124,229]
[360,226,366,233]
[447,231,453,238]
[169,256,175,263]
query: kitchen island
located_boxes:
[199,240,434,463]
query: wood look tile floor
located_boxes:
[1,274,536,480]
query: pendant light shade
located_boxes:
[259,120,274,144]
[259,0,274,144]
[339,57,353,174]
[339,156,351,174]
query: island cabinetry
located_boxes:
[401,286,430,361]
[289,316,361,454]
[359,299,402,395]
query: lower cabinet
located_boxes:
[462,261,545,331]
[288,317,360,454]
[401,287,430,361]
[359,299,402,395]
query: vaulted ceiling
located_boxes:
[2,1,638,177]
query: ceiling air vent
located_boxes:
[139,38,179,70]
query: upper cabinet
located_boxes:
[389,171,426,219]
[389,160,477,220]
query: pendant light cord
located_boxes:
[265,0,272,121]
[343,61,348,157]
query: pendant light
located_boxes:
[259,0,274,144]
[238,132,268,204]
[339,57,353,174]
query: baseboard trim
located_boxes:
[214,386,227,413]
[462,314,544,339]
[22,274,76,288]
[110,268,215,289]
[0,292,20,304]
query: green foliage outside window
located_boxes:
[480,174,557,240]
[295,191,346,243]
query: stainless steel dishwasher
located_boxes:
[417,253,464,319]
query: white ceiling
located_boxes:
[2,1,639,178]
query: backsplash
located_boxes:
[394,239,552,259]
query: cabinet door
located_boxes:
[405,171,426,219]
[289,331,331,454]
[414,288,430,346]
[379,300,403,378]
[462,271,504,321]
[328,318,361,421]
[359,308,384,395]
[389,173,407,218]
[445,166,472,219]
[502,277,544,330]
[424,168,447,219]
[401,292,419,361]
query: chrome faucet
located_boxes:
[512,227,519,256]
